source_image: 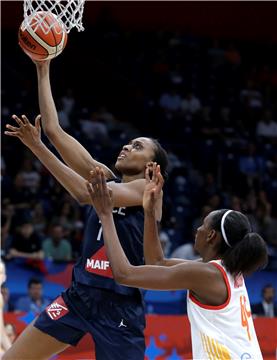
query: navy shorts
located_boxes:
[34,283,146,360]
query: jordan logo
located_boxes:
[118,319,127,328]
[46,296,69,320]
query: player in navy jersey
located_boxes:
[4,62,168,360]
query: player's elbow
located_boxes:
[71,190,90,206]
[76,194,89,206]
[43,123,63,141]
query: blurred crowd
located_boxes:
[1,22,277,321]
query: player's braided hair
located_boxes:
[149,138,168,181]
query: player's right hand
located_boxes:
[5,114,42,149]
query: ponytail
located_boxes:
[222,233,268,276]
[209,210,268,276]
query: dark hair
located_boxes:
[209,209,268,276]
[28,277,42,288]
[149,138,169,181]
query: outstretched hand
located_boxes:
[86,167,113,217]
[4,114,42,149]
[143,162,164,214]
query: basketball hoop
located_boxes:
[22,0,86,34]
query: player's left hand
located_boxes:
[86,167,113,216]
[143,162,164,214]
[4,114,42,150]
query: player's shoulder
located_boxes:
[185,260,223,276]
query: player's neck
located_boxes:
[202,250,220,263]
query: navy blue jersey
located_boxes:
[73,180,144,298]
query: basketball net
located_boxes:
[22,0,86,34]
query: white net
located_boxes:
[22,0,86,34]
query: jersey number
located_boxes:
[240,295,252,341]
[97,221,103,241]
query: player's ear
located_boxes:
[207,229,217,242]
[207,229,221,250]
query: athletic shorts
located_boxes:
[34,283,146,360]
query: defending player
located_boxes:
[4,113,168,360]
[86,165,267,360]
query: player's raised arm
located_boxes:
[143,164,191,266]
[5,114,91,205]
[4,115,149,208]
[35,60,115,180]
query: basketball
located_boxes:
[18,11,67,61]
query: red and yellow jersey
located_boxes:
[187,260,263,360]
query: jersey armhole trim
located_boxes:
[189,262,231,310]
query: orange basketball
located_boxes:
[18,11,68,61]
